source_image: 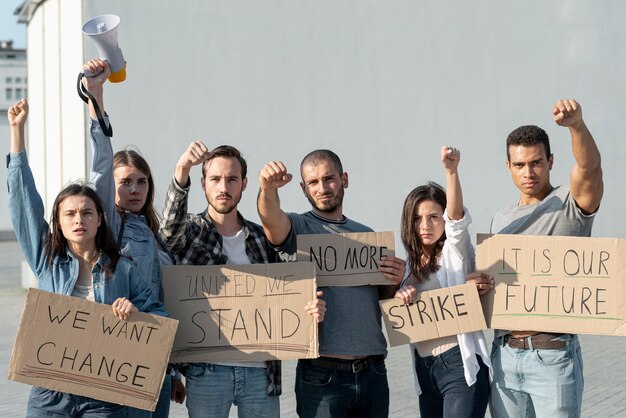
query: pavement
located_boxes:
[1,239,625,417]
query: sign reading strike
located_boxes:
[162,262,318,362]
[380,284,486,346]
[8,288,178,411]
[297,231,395,286]
[476,234,626,335]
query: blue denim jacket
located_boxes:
[7,150,166,315]
[89,118,173,302]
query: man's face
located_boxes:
[300,159,348,217]
[202,157,247,215]
[506,144,553,202]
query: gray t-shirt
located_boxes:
[276,211,388,356]
[490,186,595,236]
[491,186,596,337]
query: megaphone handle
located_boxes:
[76,72,113,137]
[83,67,105,78]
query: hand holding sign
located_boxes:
[379,256,406,285]
[259,160,293,190]
[395,284,417,306]
[111,297,138,320]
[305,291,326,323]
[465,272,494,296]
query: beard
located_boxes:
[306,187,344,214]
[208,192,242,215]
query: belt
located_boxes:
[304,355,385,373]
[504,333,566,350]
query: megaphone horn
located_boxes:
[82,14,126,83]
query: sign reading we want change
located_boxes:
[297,231,395,286]
[162,262,318,362]
[477,233,626,335]
[8,289,178,411]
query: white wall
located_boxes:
[16,0,85,226]
[17,1,626,248]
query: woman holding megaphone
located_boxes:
[7,99,167,417]
[81,59,183,418]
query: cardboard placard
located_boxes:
[8,288,178,411]
[296,231,395,286]
[476,233,626,335]
[380,283,486,347]
[162,262,318,362]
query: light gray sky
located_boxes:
[0,1,26,48]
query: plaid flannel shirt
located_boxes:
[160,177,282,396]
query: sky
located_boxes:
[0,1,26,48]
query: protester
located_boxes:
[7,99,167,417]
[257,149,406,417]
[394,146,492,418]
[81,59,184,417]
[488,99,603,418]
[160,141,326,418]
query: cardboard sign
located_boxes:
[296,231,395,286]
[380,284,486,346]
[8,288,178,411]
[162,262,318,362]
[476,233,626,335]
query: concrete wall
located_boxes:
[16,1,626,251]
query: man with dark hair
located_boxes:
[160,141,326,418]
[257,149,406,418]
[488,99,603,418]
[506,125,551,160]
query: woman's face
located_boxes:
[414,199,445,251]
[58,195,101,246]
[114,164,149,213]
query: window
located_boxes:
[6,88,13,100]
[5,77,12,84]
[16,88,22,100]
[15,77,22,84]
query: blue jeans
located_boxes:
[295,357,389,418]
[26,387,127,417]
[490,334,584,418]
[184,363,279,418]
[416,345,490,418]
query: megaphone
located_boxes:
[82,14,126,83]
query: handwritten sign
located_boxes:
[476,233,626,335]
[297,231,395,286]
[8,288,178,411]
[162,262,318,362]
[380,284,486,346]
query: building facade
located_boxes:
[0,40,27,238]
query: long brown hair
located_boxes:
[44,183,119,275]
[400,182,447,283]
[113,150,159,234]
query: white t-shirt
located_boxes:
[219,227,264,368]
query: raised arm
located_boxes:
[441,146,463,220]
[257,161,293,245]
[160,141,210,249]
[7,100,49,276]
[82,59,110,120]
[552,99,603,214]
[9,99,27,153]
[84,60,119,233]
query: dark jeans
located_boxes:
[416,345,490,418]
[26,387,127,417]
[295,357,389,418]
